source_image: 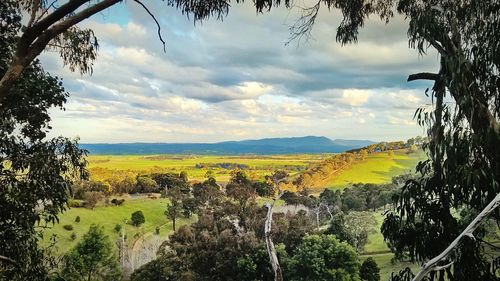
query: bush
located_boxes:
[131,210,145,227]
[63,224,74,231]
[68,199,84,208]
[111,198,125,206]
[83,191,104,209]
[360,257,380,281]
[75,216,80,223]
[155,227,160,235]
[114,224,122,233]
[70,232,77,241]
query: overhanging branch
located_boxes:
[407,72,440,82]
[133,0,166,52]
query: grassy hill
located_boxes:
[327,150,426,189]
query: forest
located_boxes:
[1,1,500,281]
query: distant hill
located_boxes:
[80,136,376,155]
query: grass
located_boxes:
[327,150,426,189]
[364,212,391,254]
[87,154,325,182]
[43,197,195,255]
[363,253,420,281]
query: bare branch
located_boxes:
[133,0,166,52]
[412,192,500,281]
[287,0,321,45]
[0,255,18,266]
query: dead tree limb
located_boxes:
[412,192,500,281]
[265,191,284,281]
[264,171,288,281]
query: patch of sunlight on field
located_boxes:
[42,197,195,255]
[328,150,426,189]
[364,212,391,254]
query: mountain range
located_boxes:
[80,136,375,155]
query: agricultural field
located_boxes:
[327,150,426,189]
[87,154,326,182]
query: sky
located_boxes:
[41,1,439,143]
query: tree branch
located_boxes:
[407,72,440,82]
[412,192,500,281]
[133,0,166,52]
[0,255,18,266]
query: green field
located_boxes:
[327,150,426,189]
[88,154,325,182]
[43,197,194,254]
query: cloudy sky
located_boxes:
[42,1,439,143]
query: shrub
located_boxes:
[68,199,84,208]
[70,232,77,241]
[75,216,80,223]
[131,210,145,227]
[111,198,125,206]
[63,224,74,231]
[83,191,104,209]
[155,227,160,235]
[114,224,122,233]
[360,257,380,281]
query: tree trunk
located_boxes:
[265,191,284,281]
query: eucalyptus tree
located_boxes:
[0,1,87,279]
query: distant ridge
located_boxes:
[80,136,376,155]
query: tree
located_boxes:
[0,2,87,279]
[165,201,182,231]
[287,234,360,281]
[61,225,121,281]
[135,175,158,193]
[131,210,145,227]
[83,191,103,209]
[360,257,380,281]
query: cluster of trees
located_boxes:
[131,171,379,281]
[69,172,189,208]
[294,152,366,189]
[294,138,421,190]
[195,162,249,170]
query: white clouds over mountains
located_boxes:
[42,1,436,143]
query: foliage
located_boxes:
[83,192,103,209]
[60,225,120,281]
[380,1,500,279]
[286,234,360,281]
[326,212,376,252]
[0,2,87,279]
[63,225,74,231]
[360,257,380,281]
[114,224,122,233]
[75,216,81,223]
[130,211,145,227]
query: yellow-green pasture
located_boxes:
[42,197,194,255]
[87,154,327,182]
[327,150,426,189]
